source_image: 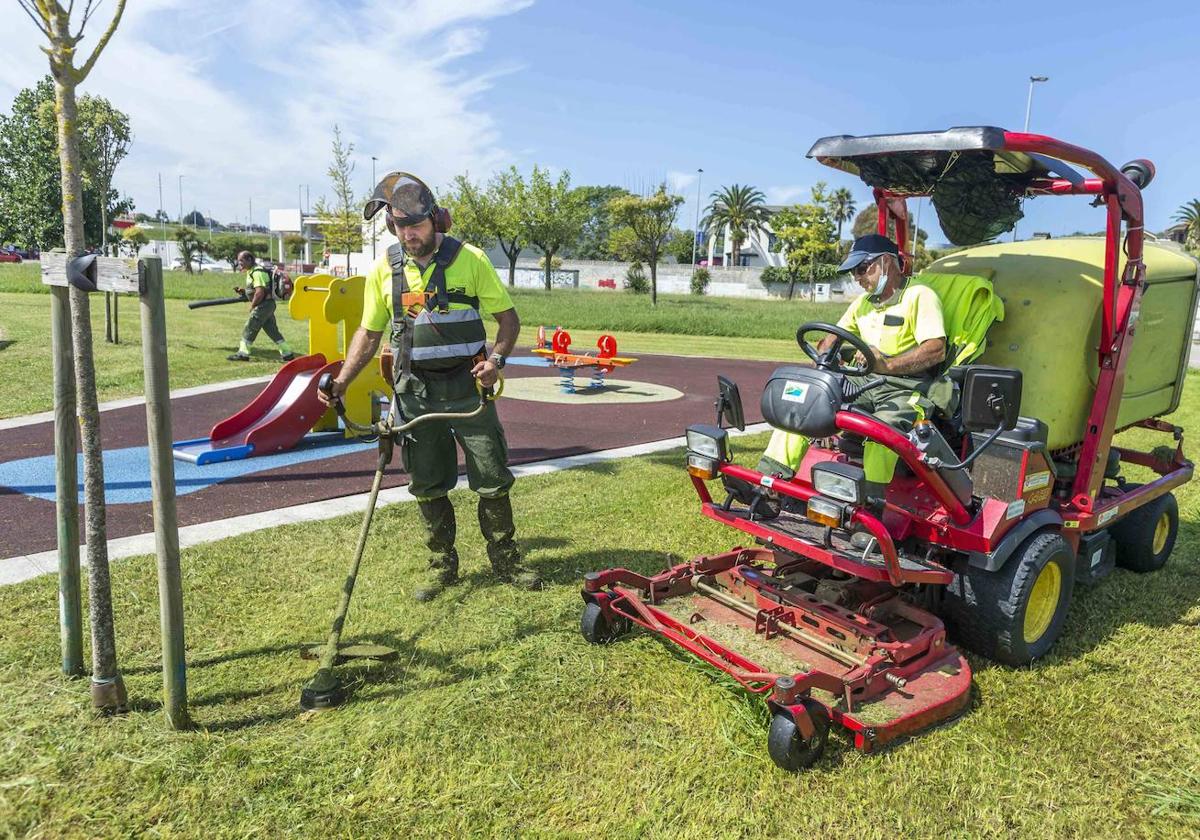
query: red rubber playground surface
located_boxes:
[0,351,780,559]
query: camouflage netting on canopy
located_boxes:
[853,151,1025,246]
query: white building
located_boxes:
[706,205,788,269]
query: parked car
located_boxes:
[0,248,22,263]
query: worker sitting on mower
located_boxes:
[757,233,947,499]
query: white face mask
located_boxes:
[871,271,889,298]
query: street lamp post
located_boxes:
[371,156,378,259]
[177,174,184,225]
[690,168,704,278]
[1024,75,1049,133]
[157,172,165,249]
[1014,75,1049,241]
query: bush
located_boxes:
[759,265,788,286]
[538,254,564,271]
[624,261,649,294]
[690,267,711,295]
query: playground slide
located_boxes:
[173,354,344,465]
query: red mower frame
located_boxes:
[580,127,1195,771]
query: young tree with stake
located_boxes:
[17,0,129,712]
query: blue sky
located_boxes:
[2,0,1197,244]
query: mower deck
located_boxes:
[583,547,972,756]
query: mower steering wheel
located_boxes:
[796,322,877,376]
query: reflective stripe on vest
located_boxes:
[410,307,487,365]
[410,339,487,361]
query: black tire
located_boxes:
[942,530,1075,667]
[1110,493,1178,574]
[766,702,829,772]
[580,601,629,645]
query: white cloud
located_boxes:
[764,185,811,206]
[0,0,532,225]
[667,170,698,194]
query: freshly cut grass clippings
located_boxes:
[652,594,815,676]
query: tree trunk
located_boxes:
[649,250,658,307]
[52,71,126,713]
[100,192,108,253]
[501,240,518,287]
[543,247,553,291]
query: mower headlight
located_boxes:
[685,424,728,481]
[806,496,847,528]
[686,424,728,461]
[811,462,866,506]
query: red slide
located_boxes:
[173,354,344,465]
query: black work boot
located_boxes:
[478,495,541,591]
[414,497,461,602]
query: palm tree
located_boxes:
[1173,199,1200,248]
[702,184,768,267]
[827,187,857,242]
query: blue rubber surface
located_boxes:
[0,434,371,505]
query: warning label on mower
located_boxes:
[781,381,810,403]
[1022,470,1051,493]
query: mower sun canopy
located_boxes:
[807,126,1085,245]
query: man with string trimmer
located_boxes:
[319,172,540,599]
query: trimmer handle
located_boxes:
[317,372,346,418]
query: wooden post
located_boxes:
[51,285,84,676]
[138,258,189,728]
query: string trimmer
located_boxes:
[299,371,502,710]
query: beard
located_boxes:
[403,228,438,259]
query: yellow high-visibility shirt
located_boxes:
[360,239,514,332]
[836,283,946,357]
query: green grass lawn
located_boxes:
[1,380,1198,835]
[0,263,834,418]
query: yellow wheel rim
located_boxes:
[1023,561,1062,645]
[1152,511,1171,555]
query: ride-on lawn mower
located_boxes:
[580,127,1198,771]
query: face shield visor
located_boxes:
[363,171,437,227]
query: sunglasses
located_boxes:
[852,258,878,277]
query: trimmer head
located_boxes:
[299,668,347,711]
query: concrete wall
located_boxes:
[508,258,849,300]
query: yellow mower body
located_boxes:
[928,238,1199,450]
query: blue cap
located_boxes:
[837,233,899,272]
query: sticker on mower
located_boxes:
[1022,470,1051,492]
[1097,507,1118,525]
[781,381,810,403]
[1006,499,1026,520]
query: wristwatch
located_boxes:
[489,352,507,370]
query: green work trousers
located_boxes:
[395,372,515,502]
[759,374,936,484]
[241,299,284,345]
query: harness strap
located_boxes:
[388,243,415,385]
[427,236,465,313]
